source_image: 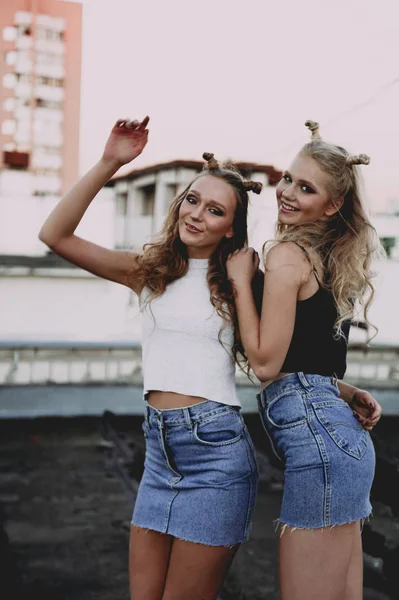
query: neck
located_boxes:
[186,247,214,259]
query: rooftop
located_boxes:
[107,158,283,186]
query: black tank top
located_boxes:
[280,244,350,379]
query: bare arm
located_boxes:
[227,244,309,381]
[39,117,149,292]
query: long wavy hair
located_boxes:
[275,121,385,337]
[135,153,263,369]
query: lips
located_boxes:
[185,222,202,233]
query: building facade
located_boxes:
[0,0,81,255]
[107,158,283,253]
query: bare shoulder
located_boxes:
[265,241,308,270]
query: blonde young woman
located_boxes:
[38,117,262,600]
[226,121,383,600]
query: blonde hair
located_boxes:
[135,153,262,369]
[276,120,385,337]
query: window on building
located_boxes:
[15,97,31,108]
[36,98,63,110]
[36,169,61,179]
[36,27,64,43]
[14,11,33,27]
[3,98,15,112]
[116,192,128,217]
[36,76,64,87]
[3,73,17,89]
[5,51,17,66]
[16,73,30,84]
[380,237,396,259]
[3,27,17,42]
[166,184,178,206]
[36,52,64,67]
[17,25,31,37]
[1,120,16,135]
[33,190,54,197]
[141,184,155,216]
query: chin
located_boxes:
[278,214,299,225]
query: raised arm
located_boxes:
[38,117,149,292]
[227,243,309,382]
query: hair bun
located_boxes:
[202,152,219,170]
[346,153,370,166]
[244,180,263,194]
[305,120,321,139]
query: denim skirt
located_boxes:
[132,400,259,546]
[258,373,375,529]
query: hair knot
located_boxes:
[305,120,321,139]
[346,153,370,167]
[202,152,219,170]
[243,180,263,194]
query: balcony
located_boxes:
[34,84,64,103]
[35,63,65,79]
[14,59,33,75]
[14,11,33,27]
[35,39,65,56]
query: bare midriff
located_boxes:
[148,391,208,410]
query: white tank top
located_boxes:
[140,258,240,406]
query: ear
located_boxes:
[225,228,234,239]
[325,196,344,217]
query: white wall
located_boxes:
[0,274,142,341]
[0,174,116,256]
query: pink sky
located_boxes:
[68,0,399,212]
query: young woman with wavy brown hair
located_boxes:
[226,120,384,600]
[39,117,262,600]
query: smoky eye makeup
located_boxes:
[300,184,316,194]
[284,171,316,194]
[209,207,224,216]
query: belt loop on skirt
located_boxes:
[330,372,339,387]
[183,407,193,431]
[298,372,311,389]
[144,404,151,429]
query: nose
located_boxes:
[190,204,204,221]
[281,182,296,202]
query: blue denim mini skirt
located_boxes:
[258,373,375,529]
[132,400,259,546]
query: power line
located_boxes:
[276,76,399,157]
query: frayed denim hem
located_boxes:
[275,512,372,537]
[131,523,240,548]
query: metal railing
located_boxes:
[0,340,142,386]
[0,340,399,388]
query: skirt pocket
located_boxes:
[193,409,244,447]
[312,399,369,460]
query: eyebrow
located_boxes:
[188,190,226,210]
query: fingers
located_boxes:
[126,119,140,129]
[227,248,260,264]
[368,406,382,421]
[354,411,381,431]
[115,116,150,130]
[138,115,150,130]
